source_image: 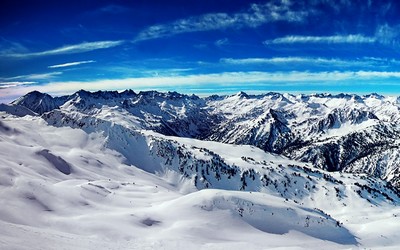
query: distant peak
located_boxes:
[75,89,91,97]
[12,90,52,104]
[138,90,160,97]
[11,90,57,115]
[23,90,50,98]
[120,89,136,96]
[235,91,249,98]
[27,90,45,96]
[364,93,384,99]
[72,89,136,100]
[310,93,332,98]
[166,91,184,99]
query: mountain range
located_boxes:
[8,89,400,187]
[1,89,400,249]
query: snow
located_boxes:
[143,130,304,169]
[2,90,400,249]
[0,103,37,117]
[0,115,396,250]
[320,119,378,139]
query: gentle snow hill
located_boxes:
[1,108,400,249]
[0,114,356,249]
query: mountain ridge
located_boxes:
[5,89,400,188]
[2,90,400,249]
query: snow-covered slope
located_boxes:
[0,115,345,249]
[2,90,400,249]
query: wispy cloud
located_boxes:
[48,60,95,69]
[24,72,62,80]
[219,56,396,68]
[221,57,347,64]
[215,38,229,47]
[265,25,400,47]
[264,34,376,45]
[2,72,62,81]
[375,24,400,45]
[134,1,309,42]
[0,81,36,89]
[98,4,130,14]
[2,40,124,58]
[0,38,29,54]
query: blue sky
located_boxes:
[1,0,400,102]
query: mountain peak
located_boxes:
[12,90,49,102]
[120,89,137,97]
[11,91,58,115]
[364,93,385,99]
[234,91,249,98]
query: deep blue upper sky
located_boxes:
[1,0,400,102]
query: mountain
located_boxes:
[10,89,400,188]
[11,90,67,115]
[1,90,400,249]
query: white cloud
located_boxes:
[215,38,229,47]
[3,72,62,81]
[375,24,400,45]
[265,34,376,44]
[0,39,29,55]
[25,72,63,80]
[264,23,400,47]
[134,1,309,42]
[355,71,400,78]
[221,57,343,64]
[220,57,388,68]
[3,70,400,100]
[0,81,36,88]
[48,60,95,69]
[3,41,124,58]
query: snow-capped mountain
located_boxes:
[11,90,67,115]
[1,89,400,249]
[9,89,400,188]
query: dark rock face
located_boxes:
[11,91,62,115]
[36,149,72,175]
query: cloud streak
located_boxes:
[6,72,62,80]
[48,60,95,68]
[219,56,399,68]
[3,70,400,99]
[215,38,229,47]
[264,25,400,47]
[134,1,309,42]
[221,57,349,64]
[264,34,377,45]
[3,41,124,58]
[0,81,37,89]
